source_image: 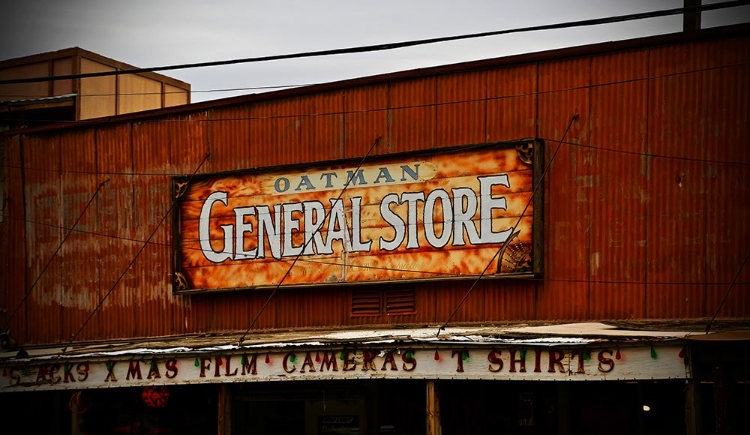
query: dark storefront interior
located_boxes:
[4,377,748,434]
[230,379,688,435]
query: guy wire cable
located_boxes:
[1,178,109,332]
[62,152,210,352]
[237,135,382,346]
[436,113,579,336]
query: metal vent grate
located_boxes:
[351,289,381,316]
[385,288,415,315]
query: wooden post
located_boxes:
[713,363,734,434]
[683,0,702,32]
[426,380,442,435]
[685,378,703,435]
[557,383,570,435]
[218,384,231,435]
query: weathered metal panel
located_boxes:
[23,134,63,344]
[645,158,707,318]
[486,63,537,142]
[388,77,436,153]
[296,92,344,162]
[342,84,389,157]
[587,50,650,319]
[2,136,29,341]
[483,280,536,322]
[435,71,486,148]
[535,57,591,320]
[247,98,304,168]
[91,123,139,341]
[208,106,253,172]
[131,120,180,338]
[59,129,101,344]
[704,163,750,318]
[273,287,348,329]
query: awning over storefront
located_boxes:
[0,323,704,392]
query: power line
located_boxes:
[0,83,309,100]
[2,59,749,179]
[0,1,748,86]
[2,58,747,133]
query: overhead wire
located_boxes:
[2,59,750,177]
[0,1,747,86]
[3,59,749,128]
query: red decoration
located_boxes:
[615,349,621,360]
[434,350,440,360]
[142,386,170,408]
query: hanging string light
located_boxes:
[650,345,657,359]
[315,352,321,363]
[615,347,621,360]
[194,357,200,367]
[265,353,271,364]
[434,350,440,361]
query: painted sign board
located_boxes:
[173,141,542,292]
[0,344,688,392]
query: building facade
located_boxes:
[0,47,191,129]
[1,24,748,435]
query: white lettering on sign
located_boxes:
[198,175,513,263]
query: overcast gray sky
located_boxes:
[1,0,748,103]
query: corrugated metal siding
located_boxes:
[3,137,27,342]
[536,57,591,321]
[486,64,537,142]
[389,77,436,153]
[343,84,389,157]
[435,71,486,148]
[5,29,749,345]
[24,134,63,344]
[588,50,649,319]
[59,129,100,343]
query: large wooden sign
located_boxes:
[173,141,541,292]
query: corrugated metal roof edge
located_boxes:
[1,93,77,107]
[4,23,748,138]
[2,321,740,363]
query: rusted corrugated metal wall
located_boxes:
[2,28,748,345]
